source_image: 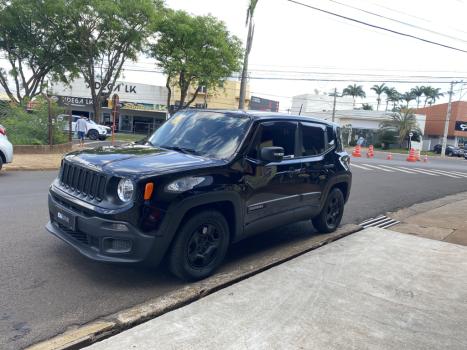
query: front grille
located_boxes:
[60,161,106,201]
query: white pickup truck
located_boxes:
[0,124,13,170]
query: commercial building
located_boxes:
[299,109,426,148]
[50,78,168,134]
[249,96,279,112]
[417,101,467,149]
[168,79,250,112]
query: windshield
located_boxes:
[148,111,251,159]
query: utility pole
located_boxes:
[441,82,455,158]
[331,88,337,123]
[441,81,456,158]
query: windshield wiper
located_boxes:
[160,145,199,155]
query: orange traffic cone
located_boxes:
[407,148,417,162]
[352,144,362,157]
[367,145,374,158]
[423,154,428,162]
[386,152,393,160]
[416,149,421,161]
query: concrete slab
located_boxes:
[391,223,453,241]
[404,203,467,230]
[444,230,467,246]
[86,228,467,350]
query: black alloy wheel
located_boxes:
[168,210,230,281]
[88,129,99,140]
[312,188,345,233]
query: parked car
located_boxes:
[0,124,13,170]
[59,114,112,140]
[46,110,352,281]
[432,144,463,157]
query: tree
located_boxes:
[150,10,243,114]
[67,0,161,121]
[379,107,421,148]
[384,87,399,111]
[411,86,425,108]
[342,84,366,109]
[425,87,444,106]
[362,103,373,110]
[400,91,415,108]
[0,0,78,104]
[370,83,386,111]
[239,0,259,109]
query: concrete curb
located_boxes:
[26,223,361,350]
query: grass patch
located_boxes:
[113,133,148,142]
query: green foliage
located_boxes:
[379,108,421,148]
[150,10,243,112]
[422,86,444,107]
[371,83,386,111]
[0,98,67,145]
[342,84,366,109]
[0,0,78,103]
[66,0,163,119]
[377,129,397,149]
[362,103,373,110]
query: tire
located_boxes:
[447,151,453,157]
[88,129,99,140]
[98,136,107,141]
[168,210,230,281]
[0,156,3,171]
[312,188,345,233]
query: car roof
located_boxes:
[189,109,338,127]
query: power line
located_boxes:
[328,0,467,45]
[287,0,467,54]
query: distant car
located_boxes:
[0,124,13,170]
[432,144,463,157]
[59,114,112,141]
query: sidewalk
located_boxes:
[85,226,467,350]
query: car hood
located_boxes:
[64,144,225,176]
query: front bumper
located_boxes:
[46,192,156,263]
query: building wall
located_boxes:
[417,101,467,138]
[170,79,250,110]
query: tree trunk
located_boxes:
[376,97,380,111]
[239,18,254,109]
[166,77,172,118]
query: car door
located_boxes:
[243,121,302,235]
[296,122,335,219]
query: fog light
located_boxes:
[102,238,132,253]
[102,223,129,231]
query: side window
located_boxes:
[326,126,335,150]
[300,123,325,156]
[247,122,297,159]
[335,127,343,152]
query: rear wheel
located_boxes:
[312,188,344,233]
[0,156,3,171]
[168,210,230,281]
[88,129,99,140]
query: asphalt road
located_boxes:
[1,153,467,349]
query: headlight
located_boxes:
[117,178,134,202]
[166,177,205,193]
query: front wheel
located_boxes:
[0,156,3,171]
[168,210,230,281]
[312,188,345,233]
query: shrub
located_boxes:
[0,98,67,145]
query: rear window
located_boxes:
[300,122,325,156]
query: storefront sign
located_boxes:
[52,95,93,106]
[455,121,467,131]
[120,101,167,112]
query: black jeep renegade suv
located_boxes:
[46,110,352,280]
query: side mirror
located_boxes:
[260,146,284,163]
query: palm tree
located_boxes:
[422,86,434,107]
[239,0,259,109]
[371,83,386,111]
[410,86,425,108]
[400,91,416,108]
[342,84,366,109]
[426,87,444,106]
[380,107,421,149]
[384,87,399,111]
